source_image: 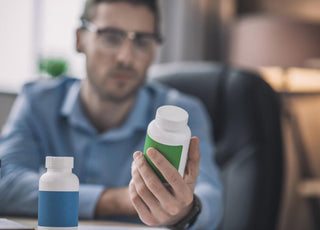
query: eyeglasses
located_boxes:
[81,19,162,57]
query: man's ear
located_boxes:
[76,28,85,53]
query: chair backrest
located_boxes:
[149,61,283,230]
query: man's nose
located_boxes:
[116,39,135,67]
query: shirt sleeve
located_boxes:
[0,90,42,216]
[170,94,224,230]
[0,88,105,219]
[79,184,105,219]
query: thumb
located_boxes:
[184,137,200,185]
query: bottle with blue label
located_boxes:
[38,156,79,230]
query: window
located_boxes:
[0,0,85,93]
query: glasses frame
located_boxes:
[81,19,163,44]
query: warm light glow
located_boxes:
[259,67,320,93]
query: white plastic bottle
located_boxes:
[38,156,79,230]
[143,105,191,182]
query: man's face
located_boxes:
[79,2,157,102]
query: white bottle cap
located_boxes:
[155,105,189,131]
[45,156,74,169]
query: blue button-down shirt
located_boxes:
[0,77,222,229]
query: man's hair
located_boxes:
[80,0,161,36]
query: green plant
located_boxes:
[39,57,68,78]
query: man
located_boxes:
[0,0,223,229]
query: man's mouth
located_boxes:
[113,72,133,80]
[110,68,137,81]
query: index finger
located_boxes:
[146,148,188,196]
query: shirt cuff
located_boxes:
[191,184,223,229]
[79,183,106,219]
[188,196,211,230]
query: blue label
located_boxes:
[38,191,79,227]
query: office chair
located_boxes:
[149,61,283,230]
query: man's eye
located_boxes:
[100,32,123,45]
[134,37,152,48]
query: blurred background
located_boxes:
[1,0,320,230]
[2,0,320,92]
[160,0,320,68]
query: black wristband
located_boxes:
[167,194,202,230]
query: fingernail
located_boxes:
[133,151,142,159]
[147,148,155,158]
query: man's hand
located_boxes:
[129,137,201,226]
[95,187,137,217]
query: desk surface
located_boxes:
[8,218,168,229]
[11,218,141,226]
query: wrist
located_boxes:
[167,194,202,230]
[94,187,109,218]
[95,187,137,218]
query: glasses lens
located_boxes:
[98,28,125,48]
[132,34,158,56]
[134,35,155,49]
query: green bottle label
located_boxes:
[143,134,183,183]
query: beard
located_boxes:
[87,64,147,103]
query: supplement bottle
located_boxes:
[143,105,191,182]
[38,156,79,230]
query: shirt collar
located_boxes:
[60,81,150,140]
[99,88,150,141]
[60,80,81,116]
[60,80,96,134]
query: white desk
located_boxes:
[8,218,168,229]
